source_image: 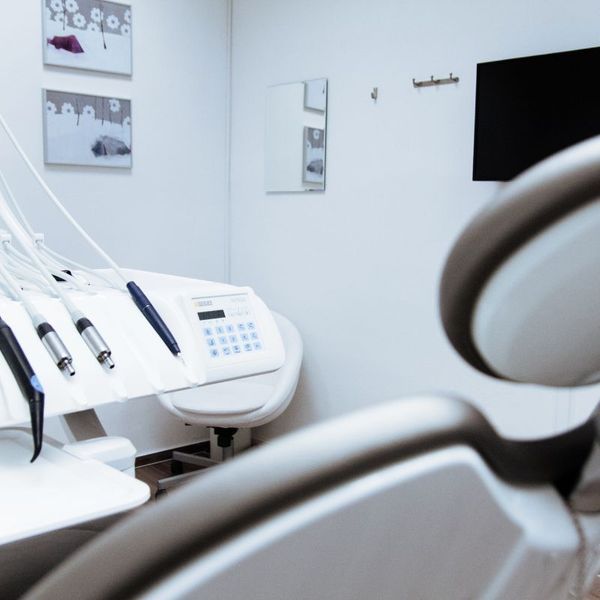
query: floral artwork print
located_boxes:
[44,90,132,168]
[43,0,132,75]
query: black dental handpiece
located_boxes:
[0,317,45,462]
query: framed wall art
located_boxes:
[44,90,132,168]
[43,0,132,75]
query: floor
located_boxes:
[135,460,173,498]
[136,451,206,499]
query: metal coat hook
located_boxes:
[412,72,459,88]
[371,87,378,101]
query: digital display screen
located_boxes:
[197,310,226,321]
[473,46,600,181]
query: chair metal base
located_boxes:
[156,428,252,496]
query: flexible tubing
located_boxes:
[0,168,103,292]
[0,113,128,287]
[0,258,43,325]
[0,189,82,319]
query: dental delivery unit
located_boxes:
[0,111,285,461]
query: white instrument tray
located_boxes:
[0,429,149,545]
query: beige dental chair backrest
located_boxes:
[441,135,600,386]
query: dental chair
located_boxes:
[23,135,600,599]
[156,312,302,492]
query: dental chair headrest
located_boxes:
[441,135,600,387]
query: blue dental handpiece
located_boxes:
[127,281,181,356]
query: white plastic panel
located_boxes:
[0,429,149,545]
[0,269,285,427]
[161,312,301,429]
[472,200,600,387]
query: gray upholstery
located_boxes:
[24,395,595,600]
[440,135,600,378]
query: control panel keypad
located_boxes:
[195,294,265,360]
[202,320,264,359]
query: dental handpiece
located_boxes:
[127,282,180,355]
[0,317,44,461]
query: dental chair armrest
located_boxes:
[24,394,596,600]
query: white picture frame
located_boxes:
[43,89,132,168]
[43,0,132,75]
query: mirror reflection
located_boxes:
[265,78,328,192]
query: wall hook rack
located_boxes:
[412,73,459,88]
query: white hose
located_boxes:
[0,189,83,320]
[6,243,90,293]
[0,168,107,292]
[1,246,52,292]
[0,169,35,237]
[0,113,129,288]
[38,243,116,288]
[0,258,44,326]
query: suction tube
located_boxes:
[0,318,44,461]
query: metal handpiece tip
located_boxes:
[64,362,76,377]
[103,355,115,369]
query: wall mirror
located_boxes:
[265,78,328,192]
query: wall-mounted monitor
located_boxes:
[473,46,600,181]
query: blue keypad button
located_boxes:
[226,325,234,333]
[253,341,262,351]
[216,326,225,334]
[232,345,241,354]
[237,323,246,332]
[229,335,238,344]
[207,338,216,347]
[218,336,228,345]
[222,347,232,356]
[243,343,252,352]
[251,332,259,340]
[241,333,250,342]
[203,327,213,336]
[247,322,255,330]
[210,348,219,358]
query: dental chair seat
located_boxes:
[171,381,272,416]
[23,395,597,600]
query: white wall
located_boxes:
[0,0,230,453]
[229,0,600,440]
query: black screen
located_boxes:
[473,46,600,181]
[197,310,226,321]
